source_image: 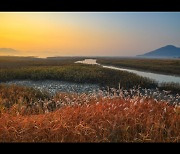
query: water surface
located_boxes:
[76,59,180,84]
[75,59,99,65]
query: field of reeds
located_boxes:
[0,57,157,89]
[0,56,179,142]
[97,58,180,76]
[0,56,85,69]
[0,85,179,142]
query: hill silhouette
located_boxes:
[138,45,180,58]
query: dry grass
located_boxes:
[0,96,179,142]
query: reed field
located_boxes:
[0,56,179,92]
[0,84,179,142]
[0,56,179,143]
[0,57,157,89]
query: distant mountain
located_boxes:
[0,48,17,53]
[138,45,180,58]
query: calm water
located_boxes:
[75,59,99,65]
[75,59,180,84]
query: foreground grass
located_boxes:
[0,84,50,112]
[0,97,179,142]
[97,58,180,76]
[0,85,179,142]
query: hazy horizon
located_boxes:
[0,12,180,58]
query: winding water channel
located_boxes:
[76,59,180,84]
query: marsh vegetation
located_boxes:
[0,56,179,142]
[0,57,157,89]
[0,84,179,142]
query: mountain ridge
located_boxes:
[138,45,180,58]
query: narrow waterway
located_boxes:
[75,59,180,84]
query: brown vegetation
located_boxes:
[0,91,179,142]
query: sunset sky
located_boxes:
[0,12,180,57]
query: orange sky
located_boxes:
[0,12,180,57]
[0,13,125,57]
